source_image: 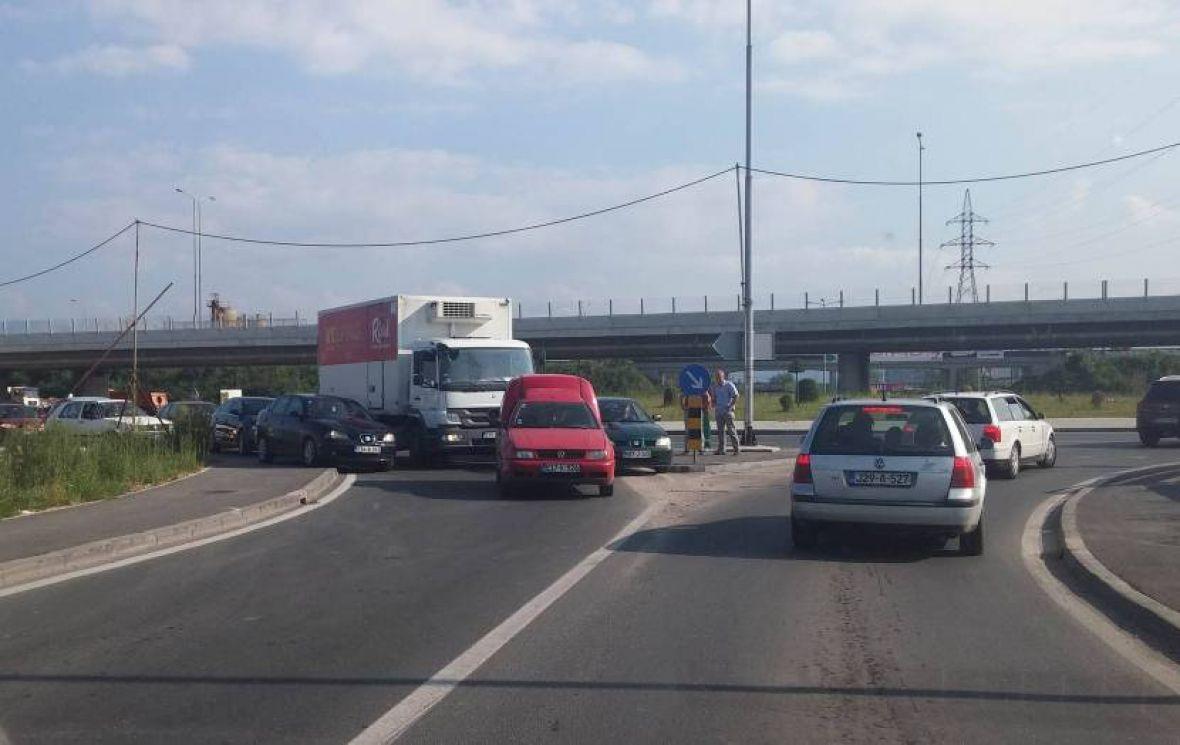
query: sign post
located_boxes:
[679,364,711,459]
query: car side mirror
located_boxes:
[653,413,663,421]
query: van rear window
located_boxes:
[810,404,953,457]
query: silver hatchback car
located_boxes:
[790,399,987,555]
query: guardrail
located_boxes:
[4,277,1179,334]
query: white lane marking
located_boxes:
[0,474,356,599]
[1021,468,1180,695]
[349,497,666,745]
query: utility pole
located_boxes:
[917,132,924,304]
[130,220,140,413]
[941,189,994,303]
[741,0,756,445]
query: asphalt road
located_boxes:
[1,433,1179,743]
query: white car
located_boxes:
[790,399,987,556]
[46,397,169,435]
[925,391,1056,479]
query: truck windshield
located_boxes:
[438,347,533,391]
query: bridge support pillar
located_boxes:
[837,352,870,394]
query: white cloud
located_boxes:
[657,0,1180,100]
[28,43,190,76]
[75,0,678,84]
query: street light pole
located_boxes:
[741,0,756,445]
[175,188,215,326]
[917,132,924,305]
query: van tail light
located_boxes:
[982,424,1002,443]
[793,453,813,484]
[950,456,975,489]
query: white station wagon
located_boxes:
[790,399,987,556]
[46,397,169,435]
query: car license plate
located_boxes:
[541,463,581,474]
[354,445,381,454]
[848,471,915,488]
[623,449,651,459]
[482,431,497,439]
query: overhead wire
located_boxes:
[139,166,738,248]
[0,221,136,288]
[748,139,1180,186]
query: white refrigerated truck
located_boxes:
[317,295,533,463]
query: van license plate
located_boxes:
[354,445,381,454]
[848,471,915,488]
[541,463,581,474]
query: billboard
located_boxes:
[317,300,397,365]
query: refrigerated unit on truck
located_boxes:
[318,295,533,463]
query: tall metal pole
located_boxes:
[131,220,140,410]
[741,0,755,445]
[197,199,204,326]
[917,132,924,305]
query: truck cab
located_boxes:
[408,337,533,460]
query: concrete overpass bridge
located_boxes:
[2,295,1178,391]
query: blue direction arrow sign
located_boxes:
[678,364,711,396]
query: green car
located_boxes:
[598,397,674,470]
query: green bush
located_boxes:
[797,378,819,402]
[546,359,657,396]
[0,428,203,518]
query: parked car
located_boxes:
[790,399,987,555]
[924,391,1056,478]
[254,394,395,470]
[495,374,616,497]
[158,400,216,432]
[1136,376,1180,447]
[210,396,274,454]
[0,403,41,431]
[45,397,169,434]
[598,396,672,470]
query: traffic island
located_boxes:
[0,457,341,591]
[1058,464,1180,663]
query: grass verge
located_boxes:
[0,426,206,519]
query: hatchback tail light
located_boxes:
[950,456,975,488]
[982,424,1001,443]
[793,453,813,484]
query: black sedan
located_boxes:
[210,396,274,454]
[598,396,673,470]
[255,394,395,471]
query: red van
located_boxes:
[496,374,616,497]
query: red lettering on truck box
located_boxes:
[317,301,397,365]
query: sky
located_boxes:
[1,0,1179,324]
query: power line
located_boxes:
[140,166,737,248]
[748,139,1180,186]
[0,222,136,289]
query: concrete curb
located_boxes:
[1059,463,1180,638]
[663,454,794,474]
[0,468,340,591]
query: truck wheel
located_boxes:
[960,520,984,556]
[598,483,614,497]
[1139,429,1161,448]
[301,438,320,467]
[256,436,273,463]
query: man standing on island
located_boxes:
[712,369,741,456]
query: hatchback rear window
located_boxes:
[810,404,954,456]
[943,397,992,424]
[1144,382,1180,403]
